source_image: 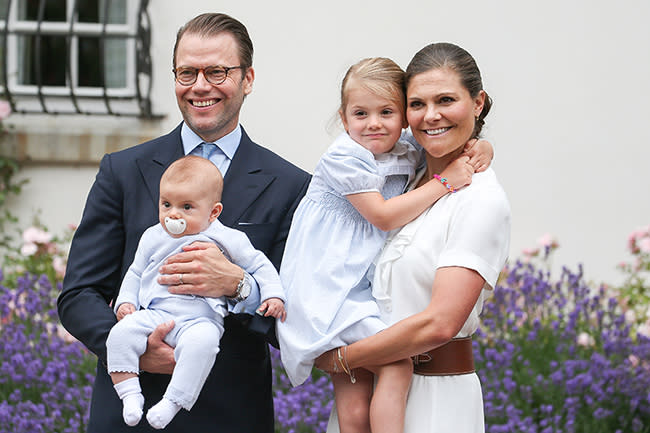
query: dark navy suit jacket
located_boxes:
[58,124,310,433]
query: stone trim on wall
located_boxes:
[0,115,165,166]
[1,131,154,166]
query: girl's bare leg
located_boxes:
[331,369,374,433]
[367,358,413,433]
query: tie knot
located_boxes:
[201,142,218,159]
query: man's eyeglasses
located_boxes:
[173,65,243,86]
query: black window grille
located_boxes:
[0,0,155,117]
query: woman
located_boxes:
[316,42,511,432]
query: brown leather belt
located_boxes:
[412,336,475,376]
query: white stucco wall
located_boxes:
[6,0,650,286]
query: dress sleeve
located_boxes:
[437,175,511,289]
[317,133,384,196]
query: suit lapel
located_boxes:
[220,128,276,226]
[133,124,273,226]
[135,124,185,210]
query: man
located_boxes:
[58,13,310,433]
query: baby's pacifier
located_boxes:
[164,217,187,235]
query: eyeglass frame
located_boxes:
[173,65,244,86]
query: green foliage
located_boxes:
[0,156,27,250]
[0,99,27,250]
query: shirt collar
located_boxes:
[181,123,242,160]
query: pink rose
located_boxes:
[20,243,38,256]
[0,100,10,120]
[53,256,67,278]
[634,228,649,239]
[638,322,650,338]
[522,247,539,257]
[576,332,595,347]
[624,309,637,324]
[537,233,558,248]
[22,227,52,244]
[638,237,650,254]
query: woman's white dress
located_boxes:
[327,167,511,433]
[277,132,420,386]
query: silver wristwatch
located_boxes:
[231,272,252,303]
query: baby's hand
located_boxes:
[116,303,136,321]
[256,298,287,322]
[462,139,493,172]
[440,155,474,191]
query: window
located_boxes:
[0,0,154,117]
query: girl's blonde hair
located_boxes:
[339,57,405,116]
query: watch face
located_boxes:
[241,278,252,297]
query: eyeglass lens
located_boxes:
[175,66,239,85]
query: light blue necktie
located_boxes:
[201,142,227,174]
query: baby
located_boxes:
[106,155,285,429]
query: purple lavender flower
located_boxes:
[4,255,650,433]
[270,347,333,433]
[477,261,650,432]
[0,272,94,433]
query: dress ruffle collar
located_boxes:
[372,170,431,317]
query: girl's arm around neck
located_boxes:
[345,179,448,231]
[346,155,474,231]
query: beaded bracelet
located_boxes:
[433,174,456,193]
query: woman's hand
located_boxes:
[440,155,474,191]
[116,302,136,321]
[462,139,493,172]
[158,241,243,298]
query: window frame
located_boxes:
[0,0,154,117]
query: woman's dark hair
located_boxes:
[405,42,492,138]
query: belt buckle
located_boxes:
[413,352,432,365]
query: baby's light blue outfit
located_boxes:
[106,219,284,410]
[277,132,420,386]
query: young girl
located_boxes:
[277,58,492,433]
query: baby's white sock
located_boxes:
[146,397,182,430]
[114,377,144,426]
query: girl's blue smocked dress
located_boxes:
[277,132,420,386]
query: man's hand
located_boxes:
[158,241,243,298]
[139,321,176,375]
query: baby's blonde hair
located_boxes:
[161,155,223,202]
[339,57,405,116]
